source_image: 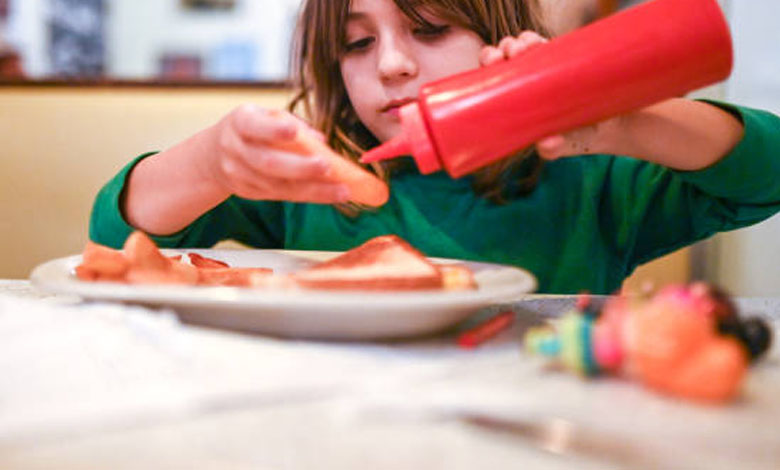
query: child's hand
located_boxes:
[125,104,388,235]
[479,31,547,64]
[201,105,351,204]
[479,32,622,160]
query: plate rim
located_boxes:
[29,249,537,325]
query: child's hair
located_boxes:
[289,0,550,203]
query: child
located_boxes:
[90,0,780,294]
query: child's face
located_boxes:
[339,0,485,143]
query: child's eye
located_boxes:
[413,24,450,39]
[344,37,375,53]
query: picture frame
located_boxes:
[181,0,236,11]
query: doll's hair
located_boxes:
[288,0,550,207]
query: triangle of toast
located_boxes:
[292,235,443,290]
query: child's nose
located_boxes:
[377,37,418,82]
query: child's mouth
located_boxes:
[381,98,416,117]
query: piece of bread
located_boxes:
[292,235,445,290]
[439,264,478,291]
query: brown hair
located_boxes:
[289,0,550,206]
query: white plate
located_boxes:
[30,249,536,340]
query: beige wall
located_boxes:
[0,85,687,290]
[0,86,292,278]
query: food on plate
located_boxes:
[75,231,272,286]
[75,240,129,282]
[75,232,476,291]
[524,283,772,403]
[291,235,476,290]
[187,252,229,269]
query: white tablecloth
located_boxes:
[1,280,779,469]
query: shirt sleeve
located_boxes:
[617,101,780,270]
[88,153,286,249]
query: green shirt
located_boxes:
[90,101,780,294]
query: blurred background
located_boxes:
[0,0,301,82]
[0,0,778,294]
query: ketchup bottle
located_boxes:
[360,0,733,177]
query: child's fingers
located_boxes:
[231,104,325,146]
[536,127,600,160]
[216,118,332,181]
[517,30,548,46]
[241,146,333,181]
[497,31,547,59]
[536,135,567,160]
[482,32,547,67]
[233,174,351,204]
[537,134,590,160]
[479,46,505,67]
[289,114,327,143]
[232,105,299,143]
[216,104,388,207]
[504,32,547,57]
[270,179,352,204]
[219,133,332,182]
[497,36,519,58]
[292,131,389,207]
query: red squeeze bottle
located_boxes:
[360,0,733,177]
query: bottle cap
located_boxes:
[360,102,442,174]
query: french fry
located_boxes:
[123,231,170,272]
[79,241,129,278]
[168,259,200,284]
[198,267,273,287]
[74,264,99,281]
[275,130,390,207]
[188,252,230,269]
[301,135,389,207]
[76,232,275,287]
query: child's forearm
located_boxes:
[606,98,745,170]
[124,126,230,236]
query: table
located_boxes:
[1,280,778,469]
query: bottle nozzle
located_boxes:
[359,134,410,164]
[360,102,442,174]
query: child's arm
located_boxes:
[537,98,745,170]
[123,106,350,236]
[482,33,744,169]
